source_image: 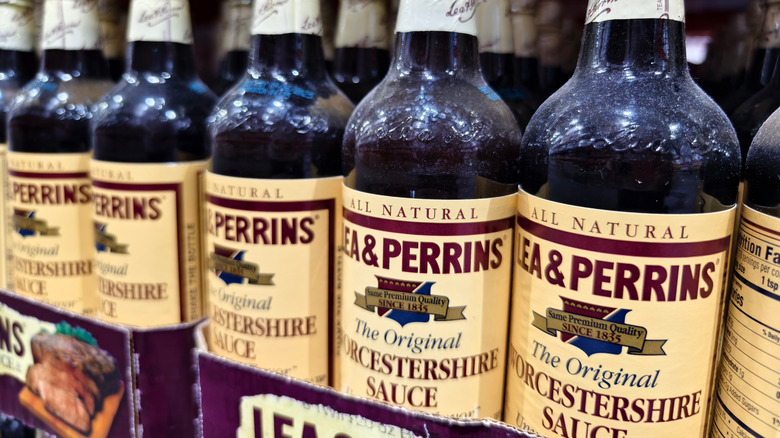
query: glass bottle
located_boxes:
[477,0,535,128]
[710,105,780,438]
[214,0,251,96]
[535,0,565,98]
[332,0,390,104]
[7,0,112,316]
[98,0,125,81]
[207,0,353,384]
[0,0,37,291]
[722,0,778,115]
[510,0,542,110]
[504,0,740,436]
[339,0,521,419]
[90,0,217,327]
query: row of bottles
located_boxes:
[0,1,777,438]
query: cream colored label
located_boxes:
[760,4,780,49]
[585,0,685,24]
[41,0,101,50]
[220,0,252,53]
[711,206,780,438]
[395,0,478,36]
[335,0,389,49]
[238,394,422,438]
[0,302,55,383]
[0,3,35,52]
[8,152,96,316]
[91,160,207,327]
[505,190,735,437]
[204,173,341,384]
[127,0,193,44]
[510,0,535,14]
[511,13,536,57]
[477,0,513,54]
[252,0,322,36]
[338,185,515,418]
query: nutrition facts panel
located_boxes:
[712,206,780,438]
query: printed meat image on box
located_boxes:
[18,324,124,438]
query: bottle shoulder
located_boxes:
[522,73,740,161]
[210,74,354,138]
[9,75,114,120]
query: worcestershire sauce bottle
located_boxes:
[332,0,390,104]
[207,0,353,384]
[339,0,521,418]
[710,107,780,438]
[214,0,251,96]
[505,1,740,437]
[8,0,112,316]
[90,0,216,326]
[0,0,37,290]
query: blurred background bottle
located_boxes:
[332,0,390,104]
[98,0,125,81]
[7,0,112,316]
[214,0,252,95]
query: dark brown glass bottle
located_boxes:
[214,0,251,96]
[90,0,216,327]
[98,0,125,81]
[534,0,565,99]
[478,0,535,129]
[339,0,520,419]
[510,0,542,110]
[506,1,740,436]
[207,0,352,383]
[0,0,37,290]
[332,0,391,104]
[722,0,779,115]
[731,55,780,169]
[7,0,112,316]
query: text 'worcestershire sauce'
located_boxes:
[0,0,37,290]
[505,0,741,437]
[8,0,112,316]
[208,0,354,384]
[90,0,217,327]
[339,0,521,419]
[710,108,780,438]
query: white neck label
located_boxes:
[395,0,479,36]
[0,3,35,52]
[335,0,389,49]
[252,0,323,36]
[127,0,193,44]
[42,0,101,50]
[477,0,513,54]
[585,0,685,24]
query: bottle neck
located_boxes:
[249,33,328,80]
[388,31,482,80]
[128,41,198,78]
[40,49,109,79]
[575,18,689,77]
[0,49,37,81]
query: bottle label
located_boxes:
[395,0,478,37]
[0,2,35,52]
[204,173,342,384]
[99,0,124,58]
[711,205,780,438]
[585,0,685,24]
[251,0,323,36]
[334,0,389,50]
[8,152,97,316]
[41,0,101,50]
[127,0,193,44]
[504,190,735,437]
[337,185,516,418]
[220,0,252,53]
[511,13,537,58]
[0,144,11,290]
[91,159,207,327]
[477,0,513,54]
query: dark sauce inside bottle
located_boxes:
[343,31,521,200]
[333,46,391,103]
[522,19,740,214]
